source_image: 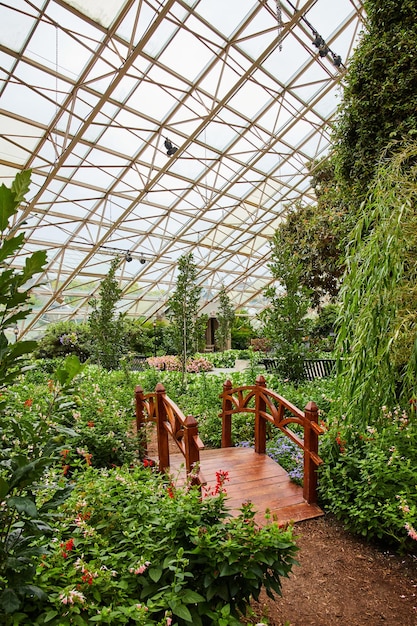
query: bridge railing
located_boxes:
[135,383,205,485]
[219,374,324,504]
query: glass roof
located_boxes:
[0,0,366,337]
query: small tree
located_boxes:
[215,285,235,351]
[88,258,126,370]
[260,230,311,381]
[166,253,204,381]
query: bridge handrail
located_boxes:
[135,383,204,485]
[219,374,324,504]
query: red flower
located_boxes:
[24,398,33,407]
[62,464,70,476]
[167,486,175,499]
[65,538,75,552]
[87,421,94,428]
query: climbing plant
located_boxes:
[334,0,417,218]
[273,159,347,306]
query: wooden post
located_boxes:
[134,385,147,456]
[221,379,233,447]
[303,400,319,504]
[183,414,200,474]
[155,383,170,473]
[255,375,267,454]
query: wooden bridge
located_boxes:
[135,375,324,526]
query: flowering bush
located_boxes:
[23,465,298,625]
[186,356,213,373]
[147,355,182,371]
[319,404,417,550]
[147,355,213,373]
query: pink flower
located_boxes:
[129,561,150,575]
[405,523,417,541]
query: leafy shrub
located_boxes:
[0,356,83,617]
[198,350,240,368]
[34,321,91,361]
[319,405,417,550]
[25,466,298,625]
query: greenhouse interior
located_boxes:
[1,1,417,625]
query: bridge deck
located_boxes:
[169,447,324,527]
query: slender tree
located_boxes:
[88,258,126,370]
[166,253,204,381]
[260,230,311,381]
[215,285,235,351]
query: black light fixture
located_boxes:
[139,257,146,265]
[283,0,346,70]
[125,251,133,262]
[331,53,342,67]
[164,137,178,156]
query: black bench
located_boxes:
[302,358,336,381]
[130,355,149,371]
[261,357,336,381]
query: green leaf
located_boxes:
[44,610,59,622]
[0,234,25,264]
[0,185,18,231]
[180,589,205,604]
[148,566,163,582]
[20,584,47,600]
[170,601,192,622]
[11,169,32,205]
[39,486,73,513]
[21,250,47,283]
[8,496,38,518]
[0,476,9,499]
[0,587,21,613]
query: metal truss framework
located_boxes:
[0,0,366,337]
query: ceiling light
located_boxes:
[125,252,132,262]
[140,257,146,265]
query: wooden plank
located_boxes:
[168,447,324,526]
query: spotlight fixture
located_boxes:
[139,257,146,265]
[164,137,178,156]
[125,251,133,262]
[282,0,346,70]
[331,53,342,67]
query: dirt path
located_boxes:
[248,514,417,626]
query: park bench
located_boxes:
[261,357,336,381]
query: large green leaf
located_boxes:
[0,476,9,499]
[0,185,17,232]
[8,496,38,518]
[0,588,20,613]
[0,234,25,264]
[11,170,32,205]
[21,249,47,283]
